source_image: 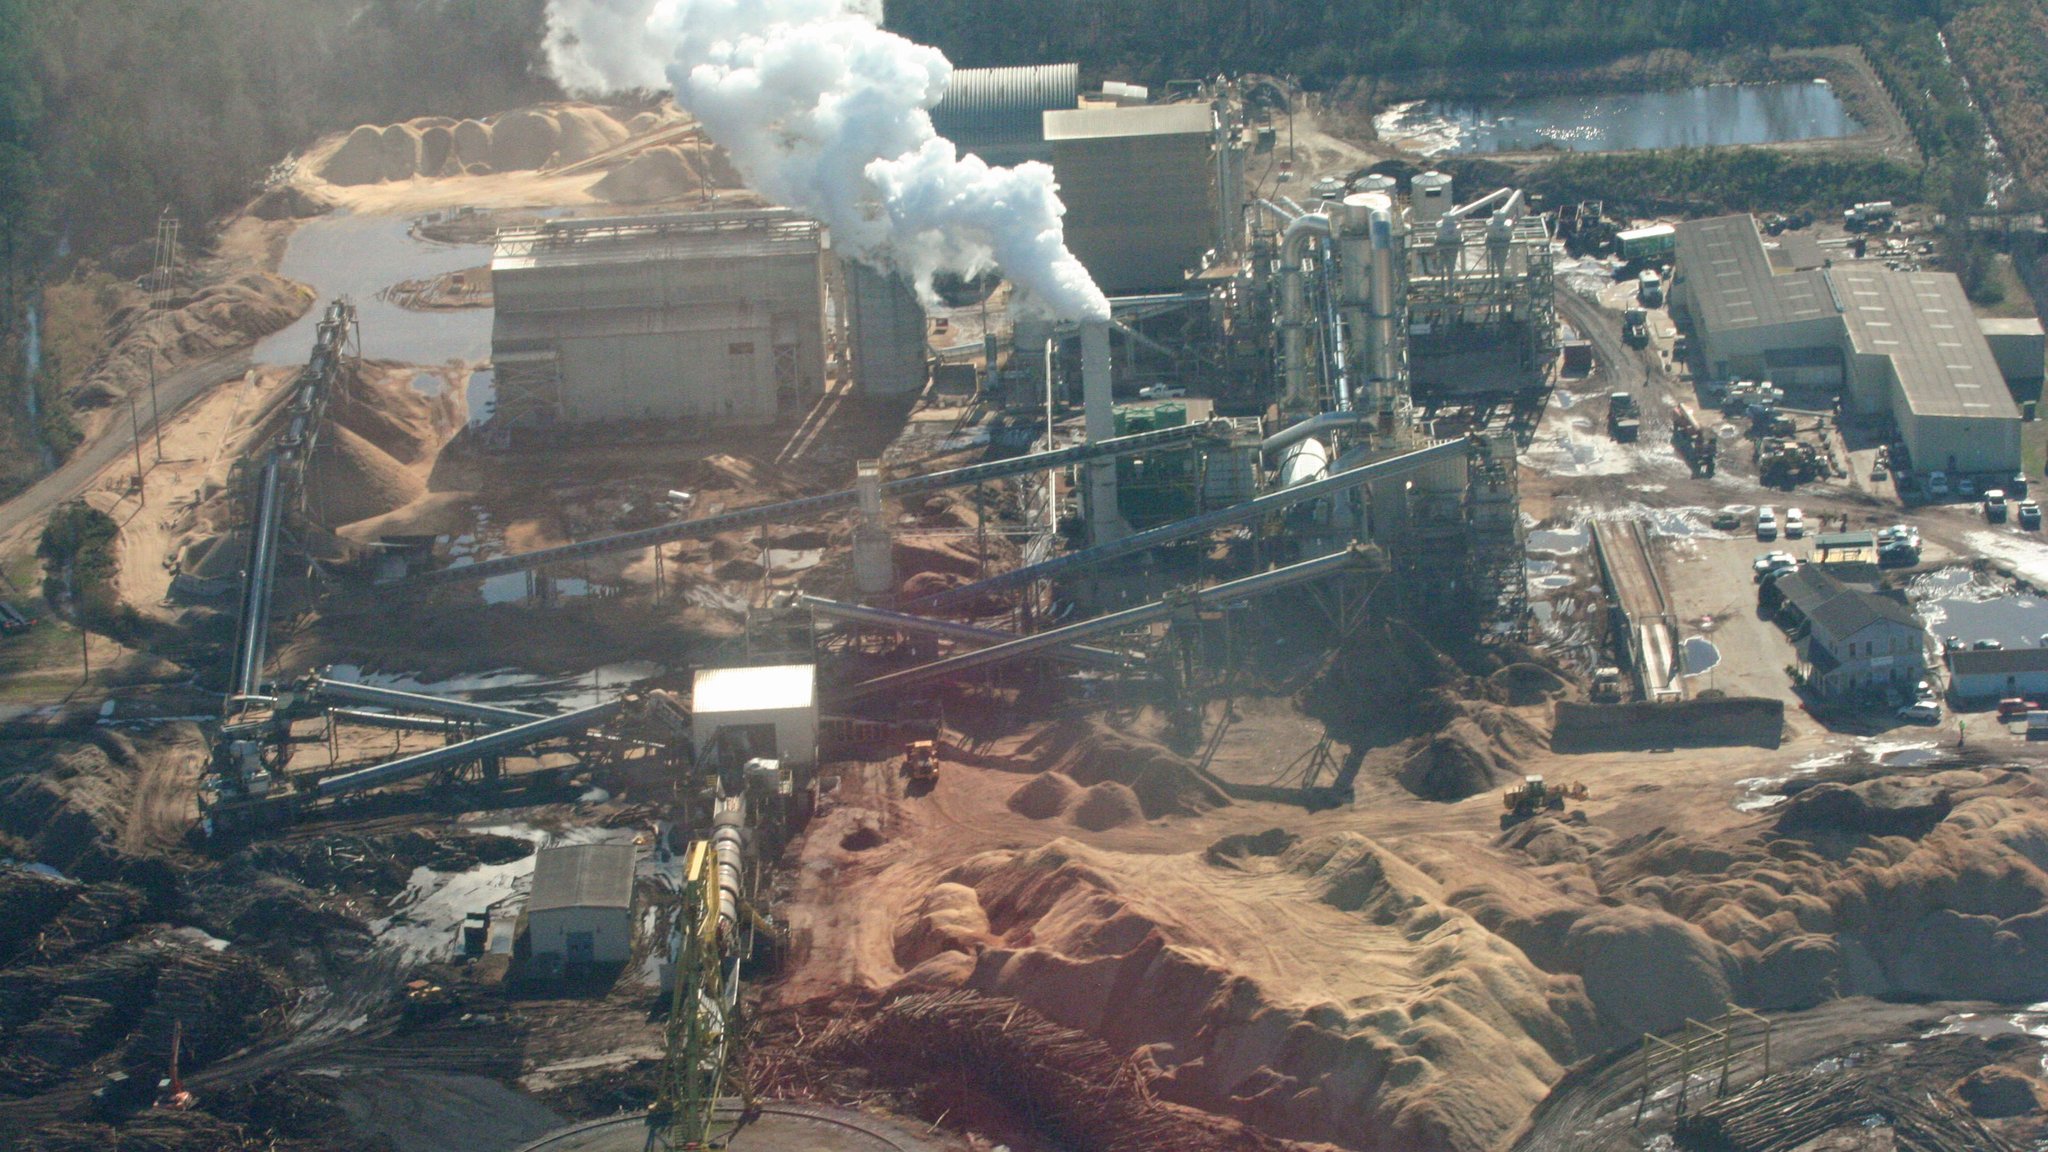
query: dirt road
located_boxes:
[0,348,253,548]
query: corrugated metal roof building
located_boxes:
[1045,104,1219,295]
[490,209,827,430]
[1671,213,2022,476]
[931,63,1080,166]
[528,843,636,972]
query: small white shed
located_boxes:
[527,843,636,972]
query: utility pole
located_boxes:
[148,210,179,462]
[129,394,145,505]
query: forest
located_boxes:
[885,0,1981,85]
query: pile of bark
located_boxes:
[1677,1062,2015,1151]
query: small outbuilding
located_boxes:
[692,663,819,768]
[527,843,636,973]
[1947,646,2048,701]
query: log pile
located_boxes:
[1677,1064,2016,1152]
[763,991,1308,1152]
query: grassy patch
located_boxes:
[1978,254,2039,319]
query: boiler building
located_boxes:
[489,209,828,430]
[1044,104,1220,295]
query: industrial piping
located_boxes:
[835,545,1382,704]
[314,699,623,798]
[1261,411,1374,459]
[907,437,1467,611]
[1279,212,1333,407]
[406,421,1217,586]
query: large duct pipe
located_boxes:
[1279,213,1332,407]
[710,796,746,944]
[1261,411,1373,459]
[1081,320,1127,545]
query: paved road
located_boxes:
[0,348,254,544]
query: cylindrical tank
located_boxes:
[1355,173,1398,197]
[1411,171,1453,224]
[1278,437,1329,488]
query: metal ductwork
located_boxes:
[1279,213,1333,407]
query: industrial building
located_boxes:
[1947,646,2048,700]
[1669,214,2023,475]
[691,663,819,768]
[1045,104,1222,295]
[527,842,636,973]
[930,63,1079,167]
[490,209,828,430]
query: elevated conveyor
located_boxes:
[407,422,1221,587]
[908,438,1467,611]
[311,676,542,727]
[314,699,623,798]
[831,545,1382,704]
[794,594,1135,669]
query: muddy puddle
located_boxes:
[257,212,493,365]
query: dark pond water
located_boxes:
[1379,82,1862,155]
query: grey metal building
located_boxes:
[931,63,1080,167]
[1671,214,2023,474]
[844,263,928,397]
[1044,104,1219,295]
[490,210,827,430]
[527,842,636,972]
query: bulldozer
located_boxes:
[903,740,939,790]
[1501,775,1589,829]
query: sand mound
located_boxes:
[306,423,425,529]
[896,837,1589,1151]
[376,124,421,182]
[489,109,562,171]
[591,146,701,204]
[451,119,492,165]
[1776,778,1953,838]
[1488,662,1570,705]
[553,105,631,164]
[419,124,456,176]
[1203,828,1299,868]
[1398,716,1519,800]
[1052,730,1228,819]
[320,125,388,185]
[1071,782,1144,831]
[76,272,311,409]
[1007,772,1078,820]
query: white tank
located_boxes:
[1411,171,1453,224]
[1355,173,1398,197]
[1278,437,1330,488]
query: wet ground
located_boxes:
[258,213,493,365]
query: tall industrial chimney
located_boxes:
[1081,321,1128,545]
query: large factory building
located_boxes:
[1045,104,1221,295]
[1671,214,2023,475]
[489,210,828,429]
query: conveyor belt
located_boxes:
[314,699,623,797]
[830,545,1380,704]
[908,438,1467,611]
[794,594,1135,669]
[312,676,541,727]
[407,422,1220,586]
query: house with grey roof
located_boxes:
[1776,567,1927,700]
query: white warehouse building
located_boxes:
[527,842,636,973]
[691,663,819,769]
[1670,214,2023,475]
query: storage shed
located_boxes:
[527,843,636,973]
[1947,647,2048,701]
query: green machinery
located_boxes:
[646,834,749,1151]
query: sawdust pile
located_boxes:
[1298,622,1552,801]
[74,272,313,410]
[1001,722,1230,828]
[0,734,141,882]
[888,834,1589,1151]
[306,423,427,528]
[316,103,679,185]
[589,143,743,204]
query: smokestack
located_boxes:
[1081,321,1127,545]
[544,0,1109,324]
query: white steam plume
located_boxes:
[544,0,1111,323]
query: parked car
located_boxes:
[1999,697,2038,720]
[1756,506,1778,541]
[1973,638,2005,650]
[1986,489,2009,522]
[1136,384,1187,399]
[1784,507,1805,538]
[1959,475,1978,498]
[1897,699,1942,724]
[2021,499,2041,530]
[1752,550,1796,580]
[1926,471,1950,497]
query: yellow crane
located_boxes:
[646,836,749,1151]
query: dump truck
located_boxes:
[1501,775,1589,829]
[1671,404,1717,477]
[1622,307,1649,347]
[903,739,939,789]
[1589,667,1625,703]
[1606,392,1640,442]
